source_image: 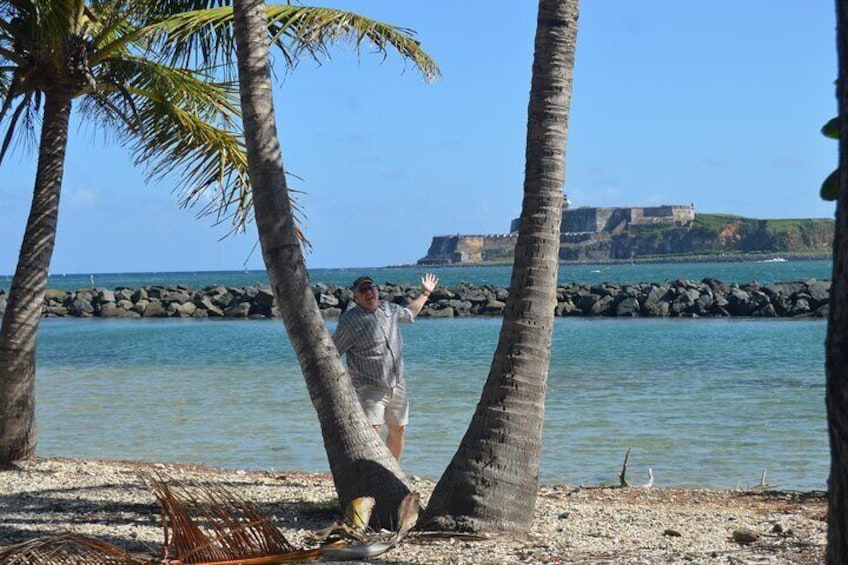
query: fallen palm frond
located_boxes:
[0,532,149,565]
[0,474,420,564]
[147,473,322,564]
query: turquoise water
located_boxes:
[35,314,827,491]
[0,258,833,291]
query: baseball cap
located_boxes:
[351,276,375,291]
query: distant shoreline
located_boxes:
[402,251,832,270]
[0,253,833,282]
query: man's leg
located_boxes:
[384,382,410,461]
[385,424,405,461]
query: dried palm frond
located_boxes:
[0,532,149,565]
[146,474,321,564]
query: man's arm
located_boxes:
[332,315,351,355]
[407,272,438,319]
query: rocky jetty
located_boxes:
[0,278,832,319]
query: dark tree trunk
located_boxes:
[420,0,579,532]
[231,0,410,527]
[0,92,72,464]
[827,2,848,562]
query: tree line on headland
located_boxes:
[0,277,830,320]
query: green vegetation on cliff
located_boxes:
[561,213,834,262]
[622,213,834,259]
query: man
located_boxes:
[333,272,438,461]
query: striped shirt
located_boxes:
[333,301,414,390]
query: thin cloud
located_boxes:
[65,188,99,208]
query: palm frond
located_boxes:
[86,55,253,231]
[18,1,79,63]
[141,5,440,82]
[0,93,30,162]
[92,4,237,77]
[0,532,148,565]
[0,80,39,164]
[265,6,440,81]
[147,474,324,564]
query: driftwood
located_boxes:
[618,448,654,488]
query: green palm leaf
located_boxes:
[143,5,440,82]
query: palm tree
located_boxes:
[420,0,579,532]
[827,2,848,561]
[229,0,438,525]
[0,0,252,463]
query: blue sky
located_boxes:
[0,1,838,275]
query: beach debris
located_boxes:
[0,473,419,564]
[618,447,654,488]
[309,492,421,560]
[731,527,761,544]
[308,496,376,544]
[735,470,775,492]
[0,533,149,564]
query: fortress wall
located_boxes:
[603,208,632,233]
[423,204,697,264]
[455,235,487,262]
[561,207,603,232]
[481,233,519,261]
[516,204,695,235]
[631,205,695,226]
[420,234,519,264]
[674,205,696,223]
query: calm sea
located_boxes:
[0,257,834,291]
[18,259,833,491]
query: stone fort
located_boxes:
[418,204,695,264]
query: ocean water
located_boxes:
[0,257,834,291]
[0,260,829,490]
[30,262,829,490]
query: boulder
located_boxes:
[615,296,640,317]
[99,303,127,318]
[429,306,455,318]
[479,299,506,315]
[142,301,166,317]
[224,302,251,318]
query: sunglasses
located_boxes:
[356,284,379,293]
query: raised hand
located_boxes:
[421,272,438,293]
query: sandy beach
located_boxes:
[0,457,828,564]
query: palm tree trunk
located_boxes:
[827,2,848,561]
[0,92,72,464]
[231,0,410,527]
[421,0,578,532]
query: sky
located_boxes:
[0,1,839,275]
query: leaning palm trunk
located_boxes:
[0,93,72,463]
[421,0,578,532]
[231,0,410,527]
[827,2,848,562]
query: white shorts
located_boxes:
[356,382,409,427]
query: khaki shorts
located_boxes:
[356,382,409,427]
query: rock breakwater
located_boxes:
[0,278,831,319]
